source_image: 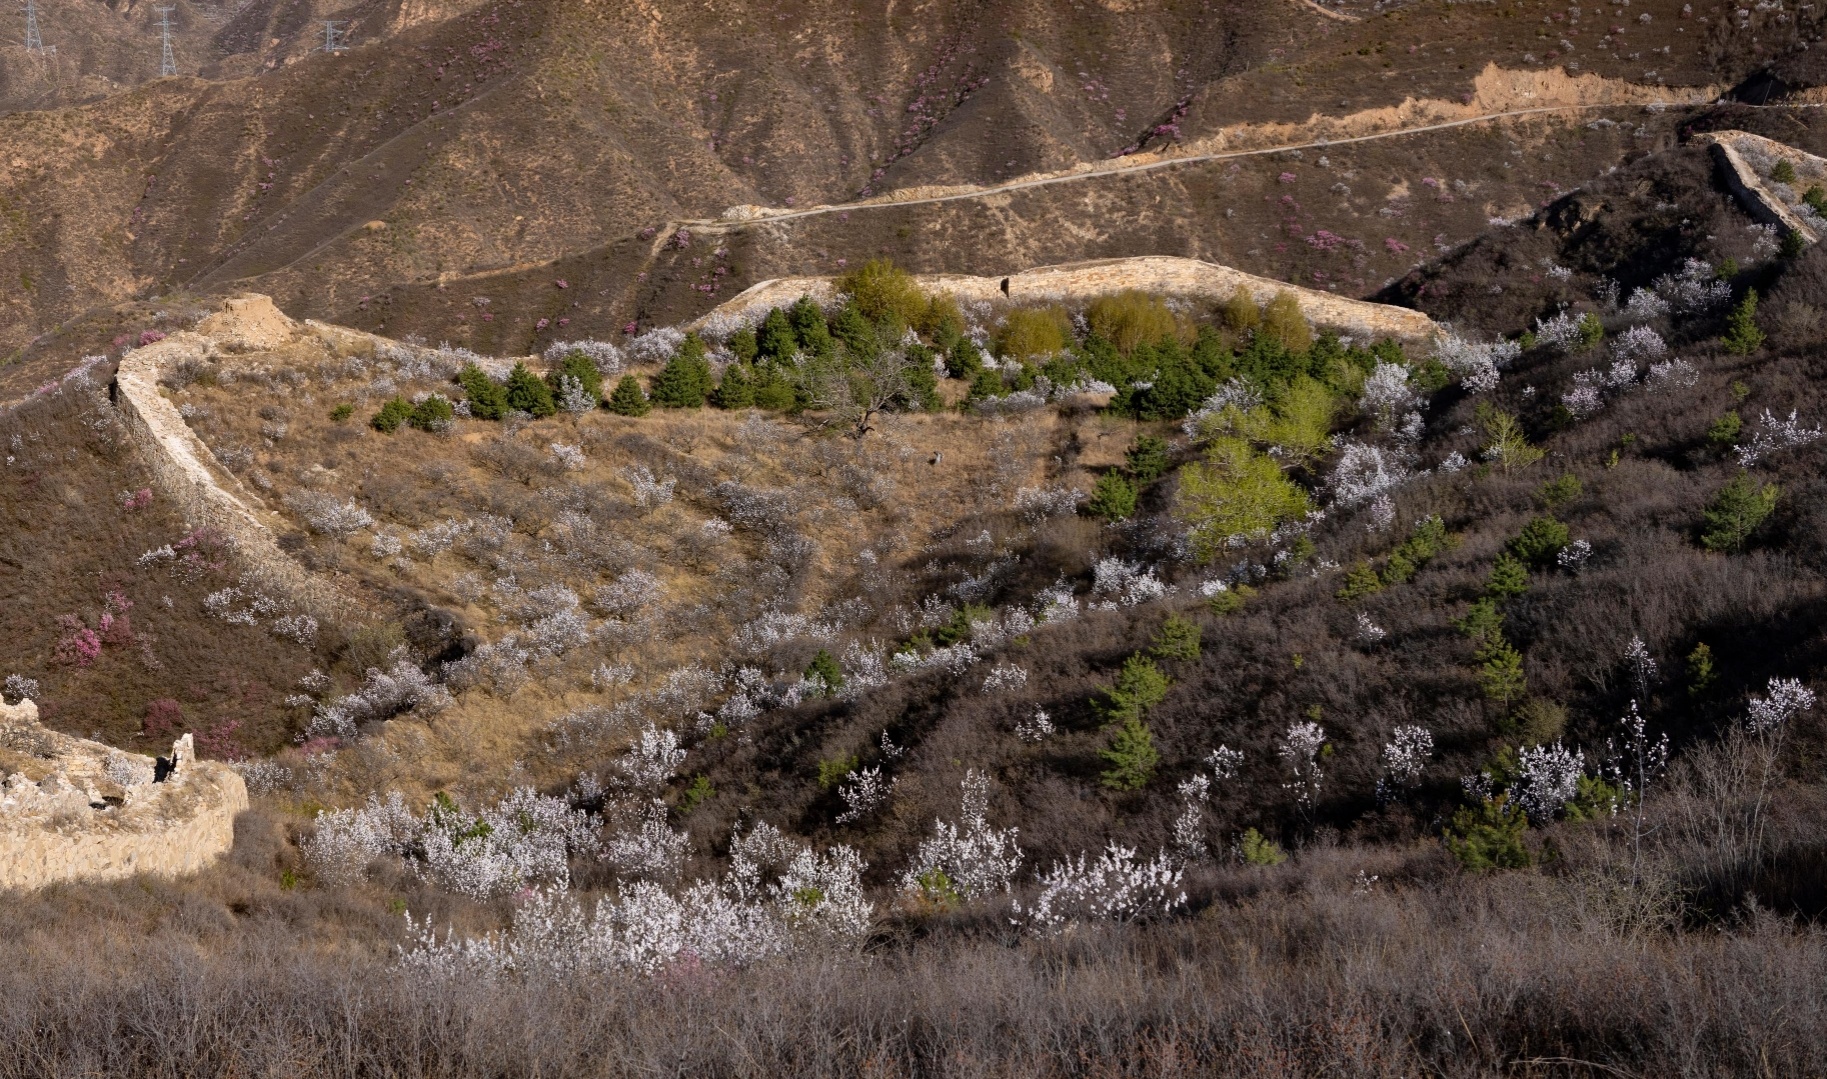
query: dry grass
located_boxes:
[167,340,1146,800]
[2,808,1825,1078]
[0,373,331,757]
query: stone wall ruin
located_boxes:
[0,697,248,891]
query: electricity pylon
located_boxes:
[24,0,44,52]
[155,6,176,77]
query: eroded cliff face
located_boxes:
[0,697,248,891]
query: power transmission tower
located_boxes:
[321,19,344,53]
[155,5,176,76]
[23,0,44,52]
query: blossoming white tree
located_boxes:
[899,770,1023,904]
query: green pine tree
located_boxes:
[1125,435,1172,484]
[1701,471,1780,552]
[946,337,985,380]
[1085,470,1138,521]
[1476,634,1527,705]
[1686,642,1716,696]
[1239,827,1287,866]
[1097,655,1170,724]
[1706,410,1743,453]
[1772,159,1798,185]
[1780,228,1808,260]
[371,396,413,433]
[752,362,799,411]
[1099,716,1159,791]
[727,327,760,363]
[757,308,798,361]
[1381,515,1453,586]
[545,350,603,404]
[606,374,651,416]
[457,363,509,420]
[650,335,714,408]
[1150,614,1202,662]
[805,649,844,696]
[1445,794,1532,871]
[1508,516,1570,566]
[1536,473,1582,509]
[713,362,756,409]
[1722,289,1766,355]
[829,302,878,359]
[1456,597,1504,644]
[1575,312,1605,352]
[1382,548,1419,587]
[505,362,556,417]
[967,367,1005,401]
[409,394,454,431]
[903,347,943,411]
[1336,560,1383,601]
[932,603,994,647]
[788,296,835,357]
[1485,553,1529,597]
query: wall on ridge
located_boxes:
[1695,131,1823,245]
[111,297,362,622]
[696,255,1439,343]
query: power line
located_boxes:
[24,0,44,52]
[155,5,176,77]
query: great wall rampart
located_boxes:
[694,255,1441,343]
[0,697,247,891]
[1695,130,1826,246]
[111,295,366,623]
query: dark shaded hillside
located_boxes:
[675,240,1827,897]
[1,0,1291,354]
[9,0,1809,360]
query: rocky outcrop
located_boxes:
[0,698,248,891]
[695,256,1438,343]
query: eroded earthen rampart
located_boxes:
[1694,131,1824,245]
[695,256,1439,343]
[111,296,360,621]
[0,698,248,891]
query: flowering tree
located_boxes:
[1513,742,1585,823]
[1376,725,1433,803]
[899,770,1023,906]
[1013,843,1185,933]
[1605,701,1669,882]
[1170,745,1245,863]
[1280,721,1326,815]
[1744,676,1817,864]
[305,650,452,741]
[835,766,894,824]
[1358,362,1415,431]
[601,800,689,882]
[304,788,597,898]
[400,821,872,980]
[1015,708,1055,742]
[612,723,686,791]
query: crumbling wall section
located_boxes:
[0,699,248,891]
